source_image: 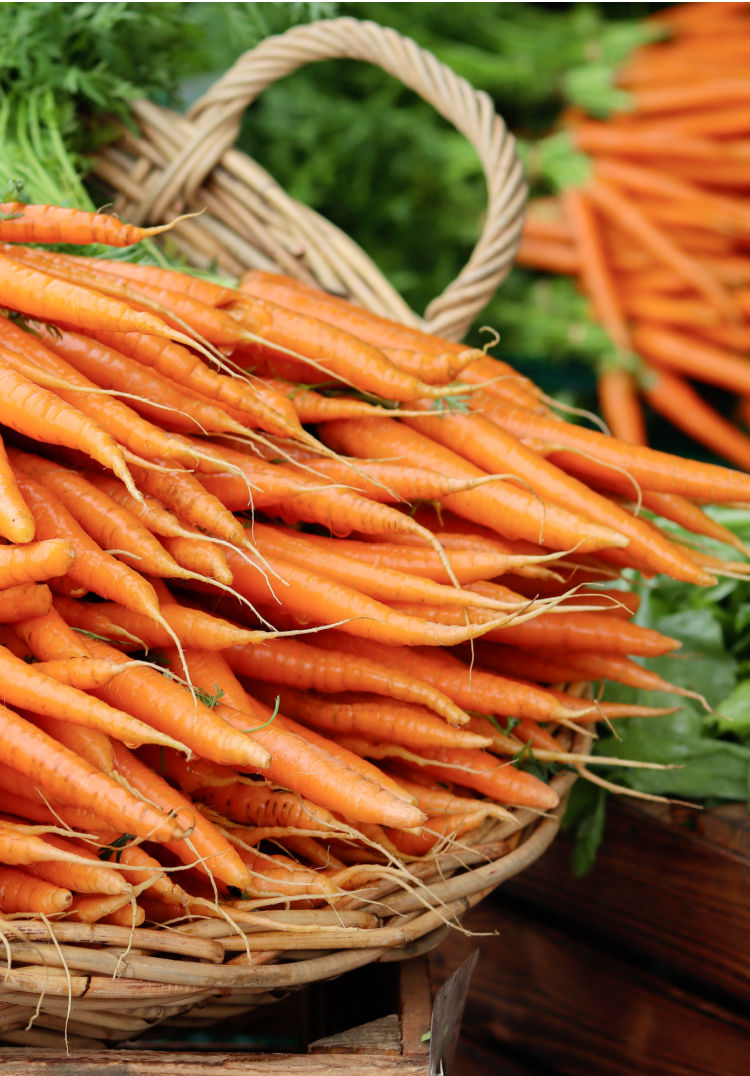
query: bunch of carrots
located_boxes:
[0,197,746,934]
[518,0,750,466]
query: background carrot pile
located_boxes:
[0,200,746,931]
[517,0,750,467]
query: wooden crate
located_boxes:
[431,798,750,1076]
[0,956,432,1075]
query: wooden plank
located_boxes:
[431,901,750,1076]
[308,1013,401,1055]
[0,1050,429,1075]
[503,800,750,1002]
[399,957,433,1057]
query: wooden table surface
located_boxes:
[433,798,750,1076]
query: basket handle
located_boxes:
[138,17,527,341]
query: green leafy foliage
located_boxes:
[564,509,750,875]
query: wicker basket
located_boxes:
[0,18,586,1050]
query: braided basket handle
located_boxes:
[134,18,527,341]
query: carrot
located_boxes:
[124,462,249,548]
[229,293,470,402]
[223,637,471,728]
[401,406,715,585]
[51,592,267,652]
[193,439,470,579]
[30,657,152,693]
[85,475,235,583]
[516,235,580,274]
[0,203,189,246]
[0,540,75,589]
[88,329,312,443]
[110,740,254,891]
[0,316,218,479]
[574,121,750,162]
[597,367,648,446]
[160,536,234,588]
[638,489,750,556]
[0,866,71,914]
[269,383,406,422]
[252,686,492,752]
[479,395,750,504]
[221,840,338,900]
[389,595,681,657]
[227,704,421,818]
[71,635,271,772]
[0,644,191,752]
[633,323,750,398]
[0,432,35,543]
[642,367,750,473]
[0,709,190,842]
[0,583,52,623]
[12,604,93,663]
[56,254,237,306]
[139,746,343,835]
[0,343,139,495]
[473,642,711,707]
[39,324,253,441]
[238,270,519,399]
[101,903,146,928]
[563,186,633,354]
[344,739,560,811]
[8,245,250,347]
[177,647,427,830]
[10,469,178,626]
[312,632,595,725]
[584,178,738,317]
[66,892,140,924]
[247,523,529,613]
[25,835,130,897]
[320,418,629,555]
[264,533,546,586]
[0,251,206,355]
[8,453,190,580]
[257,453,514,505]
[30,715,116,775]
[632,78,750,116]
[224,547,534,648]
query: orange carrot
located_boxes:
[0,644,190,752]
[71,635,271,771]
[177,647,427,830]
[597,367,648,446]
[10,469,177,627]
[585,178,737,316]
[642,366,750,472]
[0,705,190,841]
[0,432,35,543]
[0,583,52,623]
[0,540,75,589]
[320,417,628,555]
[311,633,595,724]
[479,396,750,503]
[229,293,467,402]
[224,636,470,728]
[0,866,71,913]
[252,686,491,751]
[110,740,255,891]
[400,406,714,585]
[0,203,188,246]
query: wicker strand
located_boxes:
[93,16,527,340]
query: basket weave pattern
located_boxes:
[0,19,580,1049]
[94,16,527,341]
